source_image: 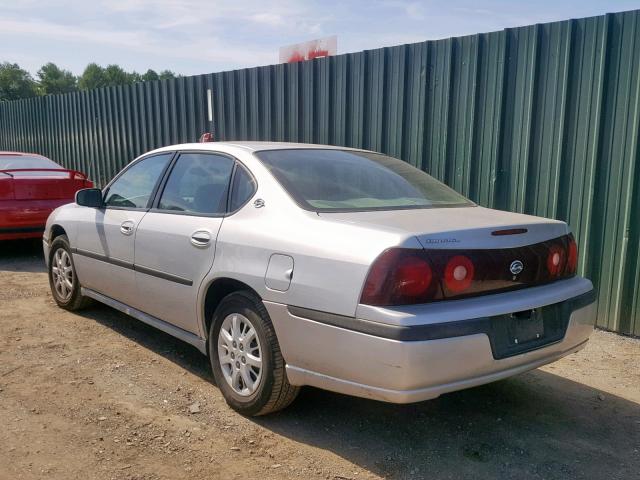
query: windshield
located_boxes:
[256,149,472,212]
[0,155,68,178]
[0,155,62,170]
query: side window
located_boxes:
[229,164,257,211]
[104,153,172,209]
[158,153,234,215]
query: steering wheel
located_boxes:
[159,193,192,211]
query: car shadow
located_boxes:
[258,372,640,479]
[80,304,214,382]
[0,239,46,273]
[79,302,640,480]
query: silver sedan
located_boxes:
[43,142,596,415]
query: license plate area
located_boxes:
[488,303,568,359]
[507,309,544,345]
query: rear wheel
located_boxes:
[48,235,91,311]
[209,291,299,416]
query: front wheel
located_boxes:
[48,235,91,311]
[209,291,299,416]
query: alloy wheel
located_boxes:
[51,248,74,301]
[217,313,263,396]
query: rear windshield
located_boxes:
[0,155,61,170]
[256,149,472,212]
[0,155,65,177]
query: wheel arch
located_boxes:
[49,224,67,242]
[201,277,262,342]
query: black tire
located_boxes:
[48,235,91,311]
[208,291,299,416]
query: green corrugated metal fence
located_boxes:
[1,10,639,336]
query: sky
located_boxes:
[2,0,640,77]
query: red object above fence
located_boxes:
[279,36,337,63]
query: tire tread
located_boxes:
[48,235,92,311]
[236,291,299,416]
[209,290,299,416]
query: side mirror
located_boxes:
[76,188,104,208]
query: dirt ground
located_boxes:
[0,241,638,480]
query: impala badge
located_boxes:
[510,260,524,275]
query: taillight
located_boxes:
[546,244,566,278]
[565,234,578,275]
[397,255,433,297]
[443,255,475,293]
[360,249,436,306]
[360,234,579,307]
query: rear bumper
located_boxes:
[265,279,596,403]
[0,226,45,240]
[0,199,69,240]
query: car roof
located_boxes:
[147,141,368,157]
[0,151,48,157]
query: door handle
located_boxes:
[120,220,135,236]
[190,230,211,248]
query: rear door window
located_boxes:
[229,164,257,212]
[158,153,234,215]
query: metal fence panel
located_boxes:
[1,10,640,336]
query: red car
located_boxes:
[0,152,93,241]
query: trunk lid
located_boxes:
[0,169,92,201]
[319,206,568,248]
[334,206,578,305]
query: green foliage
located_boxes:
[140,69,177,82]
[78,64,177,89]
[159,70,178,80]
[103,64,137,86]
[141,69,159,82]
[0,62,38,101]
[77,63,106,90]
[37,62,77,95]
[1,61,181,100]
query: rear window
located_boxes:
[0,155,65,177]
[256,149,472,212]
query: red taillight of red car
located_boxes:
[360,234,579,307]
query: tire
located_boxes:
[208,291,299,416]
[48,235,91,311]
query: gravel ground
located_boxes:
[0,240,639,480]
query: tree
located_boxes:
[0,62,38,101]
[78,63,107,90]
[103,64,133,87]
[37,62,77,95]
[159,70,177,80]
[72,63,181,91]
[141,69,159,82]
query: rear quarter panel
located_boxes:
[211,205,418,317]
[201,155,418,323]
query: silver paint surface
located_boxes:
[44,142,596,403]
